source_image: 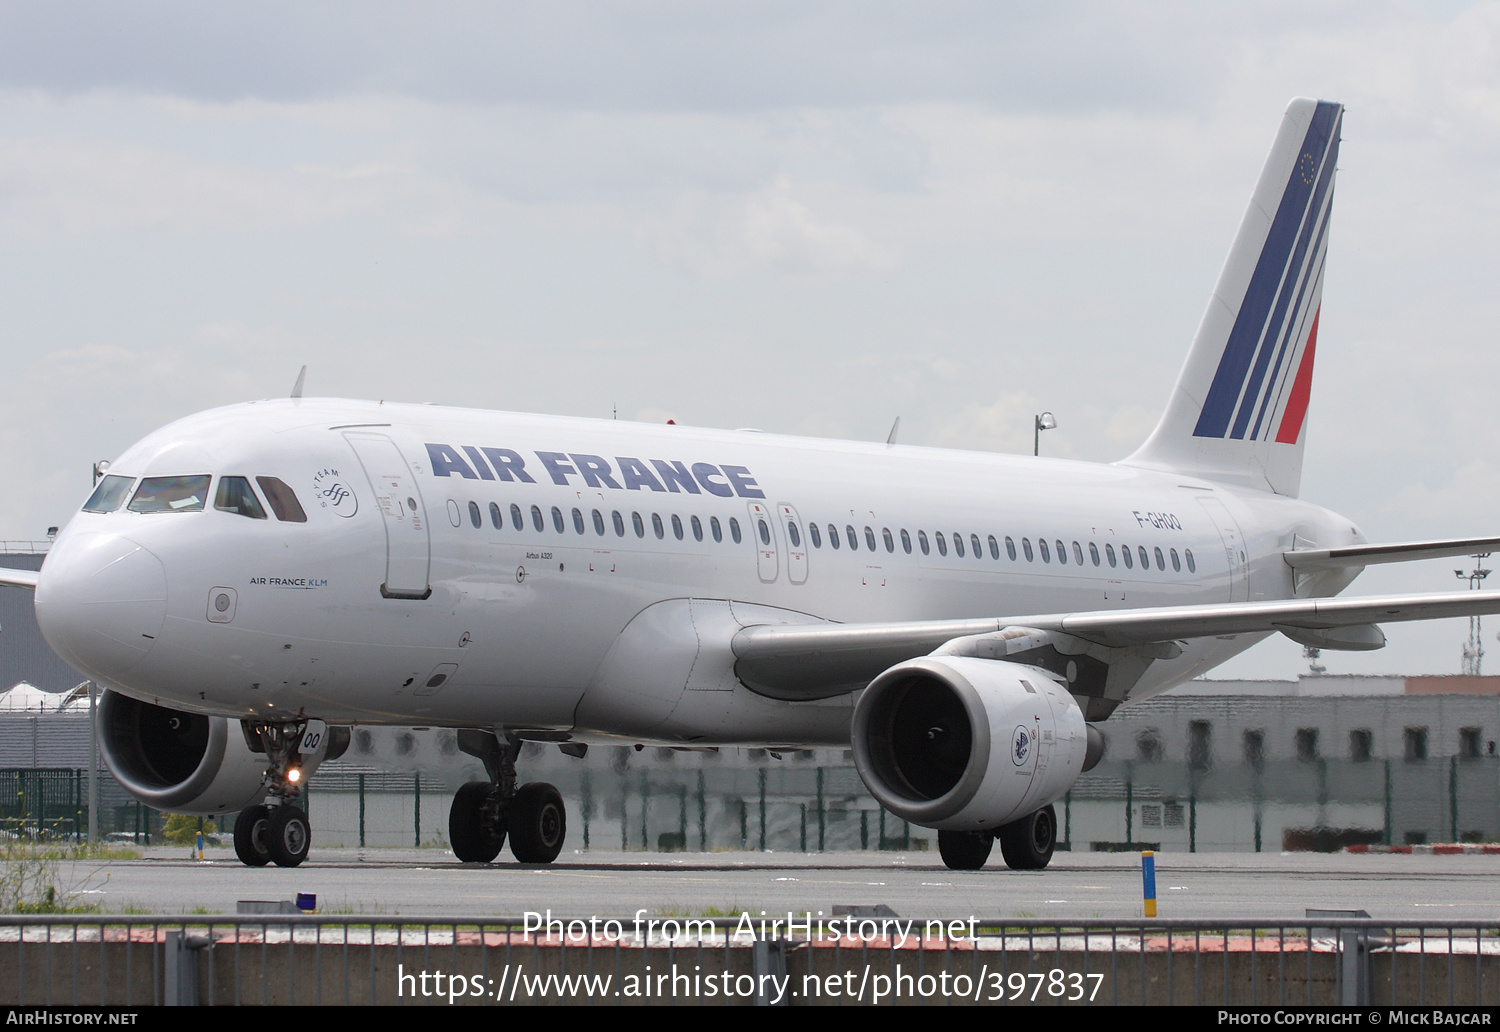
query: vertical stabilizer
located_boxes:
[1122,98,1342,497]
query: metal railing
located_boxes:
[0,915,1496,1006]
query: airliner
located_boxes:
[3,97,1498,873]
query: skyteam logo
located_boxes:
[313,468,358,518]
[1011,726,1031,766]
[1194,101,1342,447]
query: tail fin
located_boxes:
[1123,98,1343,497]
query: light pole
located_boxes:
[1034,412,1056,457]
[1455,553,1491,675]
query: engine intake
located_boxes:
[851,657,1086,831]
[98,691,269,815]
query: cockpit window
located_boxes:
[214,476,267,519]
[82,475,135,513]
[255,477,307,523]
[127,475,211,513]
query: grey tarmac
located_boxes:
[53,847,1500,921]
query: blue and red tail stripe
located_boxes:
[1194,101,1342,442]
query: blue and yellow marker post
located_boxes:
[1141,851,1157,917]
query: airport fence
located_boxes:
[0,915,1497,1006]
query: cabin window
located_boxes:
[951,532,964,558]
[672,514,684,541]
[989,535,1000,560]
[551,506,566,534]
[1122,544,1134,569]
[490,502,503,530]
[971,534,982,559]
[828,524,840,550]
[214,477,266,519]
[652,513,665,539]
[711,516,723,542]
[1005,536,1017,560]
[593,509,606,535]
[691,515,703,542]
[1185,548,1196,572]
[788,521,802,548]
[936,532,948,557]
[573,508,586,535]
[469,501,482,529]
[809,522,821,548]
[1089,542,1100,566]
[612,510,626,537]
[729,517,742,544]
[901,529,912,554]
[1170,548,1181,572]
[845,525,858,551]
[632,512,645,538]
[1154,546,1165,571]
[864,526,877,551]
[918,530,929,555]
[1056,539,1067,565]
[530,505,544,532]
[1106,543,1116,567]
[883,528,895,553]
[1038,539,1050,563]
[758,518,771,546]
[511,503,524,531]
[1022,537,1033,561]
[1072,541,1084,565]
[1138,545,1149,570]
[84,475,136,513]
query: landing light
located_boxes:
[287,768,302,784]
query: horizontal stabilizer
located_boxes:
[1285,536,1500,570]
[732,590,1500,699]
[0,568,39,590]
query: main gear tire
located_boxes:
[508,782,566,864]
[450,781,506,863]
[997,804,1057,871]
[938,829,995,870]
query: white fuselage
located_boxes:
[33,398,1364,745]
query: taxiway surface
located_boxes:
[55,847,1500,921]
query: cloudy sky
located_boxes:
[1,1,1497,680]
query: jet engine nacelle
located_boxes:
[97,691,269,816]
[850,657,1087,831]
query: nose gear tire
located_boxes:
[266,806,311,868]
[233,804,271,867]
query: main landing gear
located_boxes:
[937,804,1057,872]
[233,719,342,869]
[449,730,568,864]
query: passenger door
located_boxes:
[345,433,432,599]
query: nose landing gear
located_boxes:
[232,719,340,869]
[450,730,568,865]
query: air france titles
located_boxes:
[423,445,766,499]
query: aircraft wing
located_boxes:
[732,590,1500,699]
[1284,536,1500,569]
[0,568,39,589]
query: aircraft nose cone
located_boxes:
[35,532,168,680]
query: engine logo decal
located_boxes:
[1011,726,1031,766]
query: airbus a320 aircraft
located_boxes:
[3,97,1497,872]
